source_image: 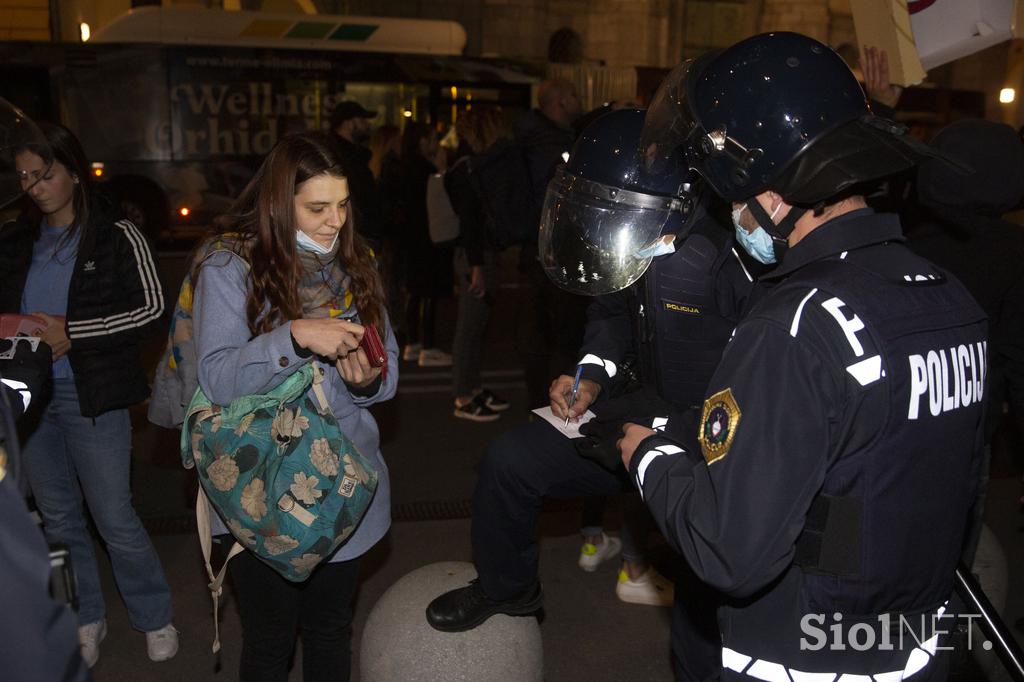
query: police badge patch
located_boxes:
[699,388,741,465]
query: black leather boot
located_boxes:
[425,579,543,632]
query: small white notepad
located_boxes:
[531,406,596,439]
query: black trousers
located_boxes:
[229,551,361,682]
[471,419,721,680]
[671,564,724,682]
[471,419,628,600]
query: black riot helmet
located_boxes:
[539,107,697,295]
[642,32,933,241]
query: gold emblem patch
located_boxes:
[699,388,741,465]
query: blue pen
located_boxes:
[565,365,583,427]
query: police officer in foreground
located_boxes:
[608,33,987,679]
[426,109,756,678]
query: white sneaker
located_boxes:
[418,348,452,367]
[577,532,622,572]
[402,343,422,362]
[146,623,179,662]
[615,567,674,606]
[79,619,107,668]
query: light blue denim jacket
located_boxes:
[193,251,398,561]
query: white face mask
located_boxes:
[732,202,782,265]
[296,229,338,255]
[634,234,677,259]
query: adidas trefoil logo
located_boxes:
[82,260,96,272]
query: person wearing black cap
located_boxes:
[330,101,383,244]
[616,33,987,679]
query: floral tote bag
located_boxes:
[182,363,378,650]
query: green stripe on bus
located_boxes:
[329,24,378,41]
[286,22,335,39]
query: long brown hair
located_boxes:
[16,122,94,251]
[211,132,385,337]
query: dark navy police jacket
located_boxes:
[0,339,87,680]
[577,212,756,429]
[630,209,987,678]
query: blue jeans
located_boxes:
[21,379,173,631]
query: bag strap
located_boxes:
[195,485,244,653]
[311,366,331,412]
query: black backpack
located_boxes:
[467,138,538,250]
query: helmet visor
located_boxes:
[0,98,52,210]
[640,59,702,178]
[539,167,678,296]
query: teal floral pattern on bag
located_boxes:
[181,364,377,582]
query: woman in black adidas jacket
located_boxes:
[0,124,177,668]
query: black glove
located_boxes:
[575,417,629,472]
[574,386,675,473]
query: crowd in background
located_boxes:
[329,79,591,423]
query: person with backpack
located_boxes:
[0,123,177,668]
[188,132,398,680]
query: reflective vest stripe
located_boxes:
[579,353,617,378]
[722,625,940,681]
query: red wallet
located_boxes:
[359,325,388,377]
[0,314,48,337]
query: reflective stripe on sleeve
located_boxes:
[579,353,617,379]
[634,443,684,498]
[1,378,31,411]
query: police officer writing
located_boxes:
[426,109,753,677]
[613,33,986,680]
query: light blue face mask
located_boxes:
[732,204,779,265]
[296,229,338,255]
[634,235,677,259]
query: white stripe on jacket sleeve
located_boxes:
[67,220,165,338]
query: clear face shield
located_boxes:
[538,166,685,296]
[640,60,702,179]
[0,97,52,211]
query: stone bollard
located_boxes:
[360,561,543,681]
